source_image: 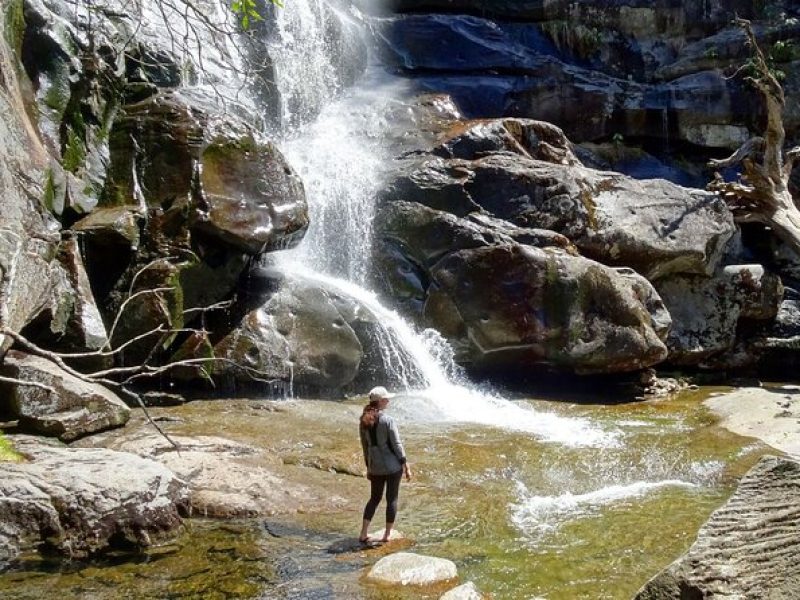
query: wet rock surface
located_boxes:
[635,455,800,599]
[173,272,395,395]
[0,350,130,441]
[0,435,189,563]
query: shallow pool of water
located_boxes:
[0,389,769,599]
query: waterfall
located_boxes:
[268,0,613,446]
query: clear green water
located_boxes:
[0,389,769,599]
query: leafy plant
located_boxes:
[231,0,284,29]
[769,39,800,63]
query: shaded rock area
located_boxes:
[635,455,800,599]
[366,552,459,587]
[0,435,189,562]
[0,350,129,441]
[657,265,783,367]
[366,2,800,176]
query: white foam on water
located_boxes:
[287,265,615,447]
[510,479,697,541]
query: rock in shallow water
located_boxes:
[635,455,800,599]
[440,581,484,600]
[366,551,458,586]
[0,435,189,563]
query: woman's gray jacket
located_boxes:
[360,413,407,476]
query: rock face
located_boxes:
[366,552,459,586]
[0,351,130,441]
[0,435,189,562]
[657,265,783,366]
[367,2,797,162]
[635,455,800,599]
[0,14,60,355]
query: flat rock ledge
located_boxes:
[635,455,800,599]
[366,552,458,586]
[0,436,189,563]
[440,581,484,599]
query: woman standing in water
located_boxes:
[359,386,412,543]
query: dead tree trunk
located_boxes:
[708,18,800,255]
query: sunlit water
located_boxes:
[0,390,769,599]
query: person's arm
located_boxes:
[387,417,412,480]
[359,426,369,470]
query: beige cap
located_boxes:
[369,386,395,400]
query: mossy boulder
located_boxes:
[104,91,308,254]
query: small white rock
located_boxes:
[367,552,458,586]
[440,581,483,600]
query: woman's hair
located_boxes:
[360,399,382,429]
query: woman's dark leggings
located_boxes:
[363,471,403,523]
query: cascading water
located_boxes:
[267,0,613,446]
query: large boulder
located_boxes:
[366,552,458,587]
[0,350,130,441]
[384,152,735,280]
[171,271,396,395]
[635,455,800,599]
[423,243,669,374]
[104,90,308,254]
[0,435,189,563]
[656,265,783,366]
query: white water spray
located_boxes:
[269,0,612,446]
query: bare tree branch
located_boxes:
[0,376,56,394]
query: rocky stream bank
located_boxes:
[2,0,800,597]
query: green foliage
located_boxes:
[0,432,22,463]
[769,39,800,63]
[703,46,720,60]
[541,20,602,60]
[3,0,25,55]
[63,126,86,172]
[231,0,284,30]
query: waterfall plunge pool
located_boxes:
[0,389,769,599]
